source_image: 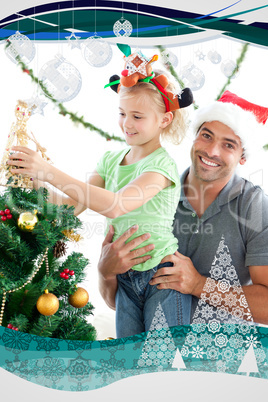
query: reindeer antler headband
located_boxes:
[105,44,194,112]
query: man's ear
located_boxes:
[239,155,246,165]
[160,111,173,128]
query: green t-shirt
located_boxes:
[96,147,180,272]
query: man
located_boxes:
[98,90,268,325]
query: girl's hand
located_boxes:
[7,146,51,181]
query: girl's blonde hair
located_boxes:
[119,69,190,145]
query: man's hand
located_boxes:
[149,251,206,297]
[98,224,155,280]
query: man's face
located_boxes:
[190,121,246,183]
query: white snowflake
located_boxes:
[222,323,236,335]
[181,346,189,357]
[231,306,244,320]
[229,334,244,349]
[208,320,221,333]
[191,322,207,333]
[217,238,226,253]
[210,292,222,306]
[237,347,247,361]
[239,294,249,309]
[254,347,266,363]
[191,345,205,359]
[217,279,231,293]
[210,265,223,280]
[222,347,234,361]
[216,307,229,321]
[203,278,217,292]
[199,333,213,348]
[206,346,219,360]
[199,304,214,320]
[245,335,260,349]
[223,292,238,308]
[233,285,244,295]
[185,333,197,347]
[218,251,232,268]
[226,265,238,280]
[215,334,228,348]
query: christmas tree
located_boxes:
[0,101,96,341]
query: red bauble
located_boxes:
[69,270,75,276]
[14,327,19,331]
[1,216,7,221]
[64,274,69,280]
[4,209,10,215]
[0,210,5,216]
[6,214,12,219]
[63,269,70,274]
[7,323,13,329]
[60,272,65,278]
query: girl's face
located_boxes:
[118,92,167,150]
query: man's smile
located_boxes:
[200,156,220,167]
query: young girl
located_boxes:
[8,55,193,338]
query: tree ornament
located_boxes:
[195,49,205,61]
[0,100,51,188]
[17,210,38,232]
[0,209,13,221]
[68,287,89,308]
[207,50,222,64]
[5,31,36,65]
[26,95,48,116]
[180,63,205,91]
[53,240,67,258]
[7,323,18,330]
[113,17,133,37]
[62,229,82,243]
[36,289,59,316]
[82,34,112,68]
[59,268,75,280]
[39,55,82,102]
[160,49,178,68]
[65,32,81,49]
[221,59,238,78]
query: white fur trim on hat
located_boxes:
[190,101,266,159]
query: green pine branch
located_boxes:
[216,43,249,100]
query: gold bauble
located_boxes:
[36,289,59,316]
[68,287,89,308]
[18,210,38,232]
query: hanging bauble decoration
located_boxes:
[26,95,48,116]
[221,59,238,78]
[161,50,178,68]
[195,49,205,61]
[65,32,81,49]
[113,17,133,37]
[36,289,59,316]
[82,34,112,68]
[5,31,36,65]
[180,63,205,91]
[39,55,82,102]
[18,210,38,232]
[207,50,222,64]
[68,287,89,308]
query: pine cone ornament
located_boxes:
[53,240,67,258]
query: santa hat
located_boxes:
[191,90,268,158]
